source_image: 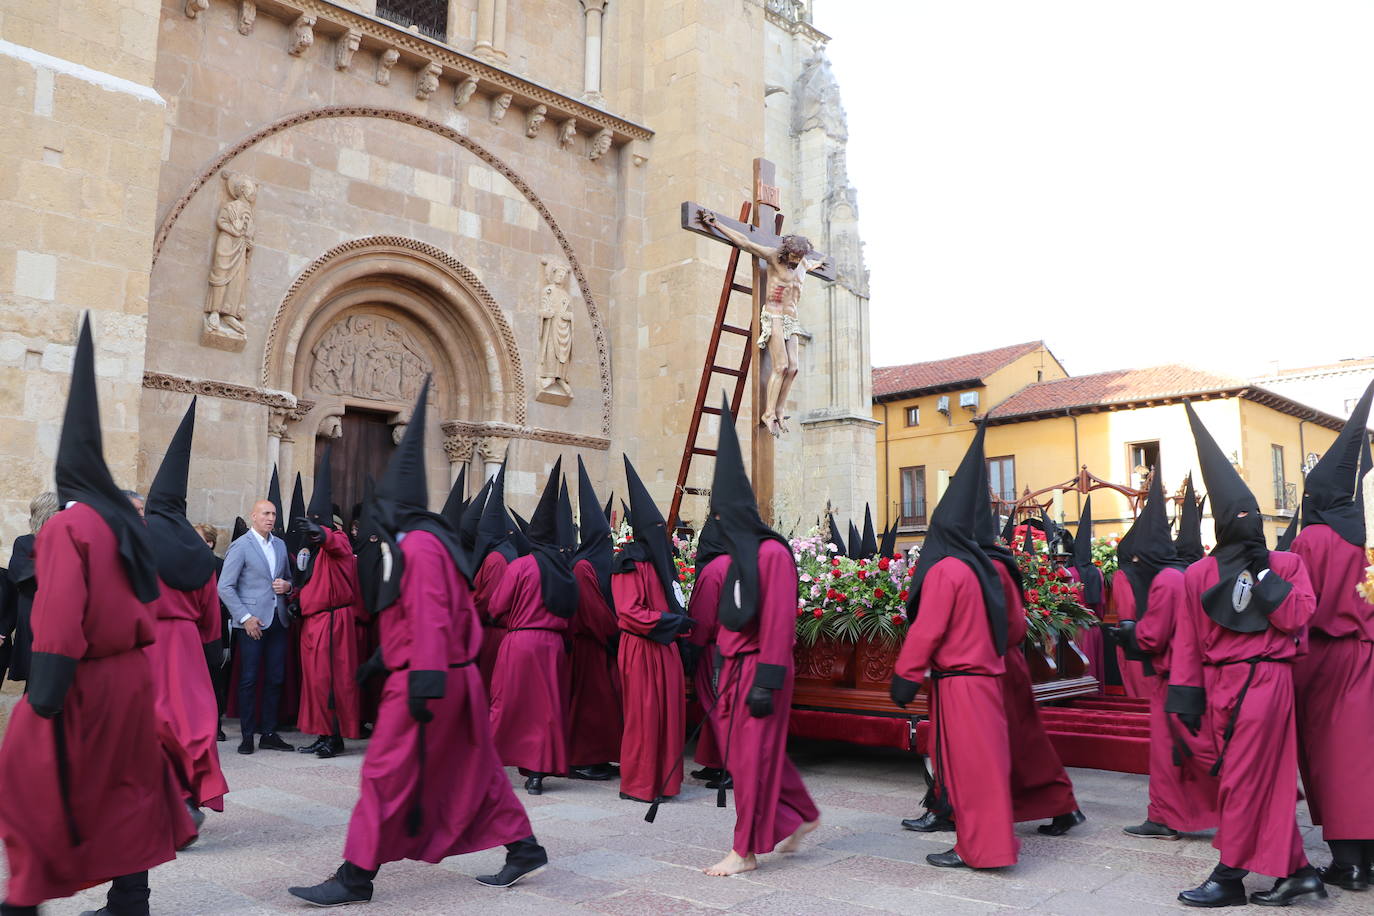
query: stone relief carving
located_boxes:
[202,171,257,351]
[416,62,442,101]
[267,408,291,440]
[558,118,577,149]
[288,13,316,56]
[185,0,209,18]
[309,314,434,404]
[238,1,257,34]
[794,49,848,141]
[454,76,479,108]
[535,259,574,405]
[588,128,612,161]
[525,104,547,138]
[335,29,361,70]
[442,432,477,463]
[479,436,508,464]
[377,48,400,85]
[490,92,513,124]
[390,422,408,445]
[319,415,343,439]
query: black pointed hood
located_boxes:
[1275,510,1300,551]
[828,513,847,558]
[617,454,686,615]
[1115,471,1183,622]
[308,445,335,528]
[603,494,614,523]
[1174,474,1206,564]
[1071,496,1103,605]
[441,465,468,532]
[557,477,576,549]
[232,516,249,542]
[457,477,491,553]
[861,506,878,557]
[574,456,614,604]
[847,522,861,560]
[1300,377,1373,547]
[295,448,336,586]
[879,519,898,559]
[970,421,1020,589]
[528,457,563,545]
[145,398,216,592]
[905,422,1008,654]
[285,471,306,556]
[476,464,525,563]
[357,380,473,614]
[1000,512,1017,544]
[699,397,791,632]
[55,317,160,602]
[267,466,285,540]
[1186,401,1291,632]
[524,466,579,620]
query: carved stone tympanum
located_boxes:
[202,171,256,352]
[535,259,574,405]
[309,314,434,404]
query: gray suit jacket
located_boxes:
[218,531,290,629]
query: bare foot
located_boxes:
[223,315,246,334]
[704,850,757,876]
[776,819,819,854]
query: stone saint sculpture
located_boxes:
[204,171,257,341]
[536,259,574,404]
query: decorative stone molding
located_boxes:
[416,61,442,100]
[376,47,399,85]
[213,0,651,146]
[490,92,512,124]
[524,104,547,139]
[442,431,478,463]
[454,75,479,108]
[143,371,315,420]
[185,0,210,18]
[152,107,615,435]
[588,128,612,161]
[765,0,829,42]
[446,420,610,452]
[558,118,577,150]
[238,1,257,34]
[335,29,360,70]
[288,13,316,56]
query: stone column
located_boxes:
[474,0,508,61]
[267,408,288,478]
[479,436,508,481]
[580,0,608,104]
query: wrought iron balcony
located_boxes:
[377,0,447,42]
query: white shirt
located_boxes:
[246,529,276,625]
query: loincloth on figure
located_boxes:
[757,309,803,350]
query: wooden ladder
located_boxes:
[668,201,784,530]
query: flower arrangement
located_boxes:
[1357,547,1374,605]
[671,530,698,592]
[1014,534,1099,646]
[792,526,915,648]
[1090,535,1119,577]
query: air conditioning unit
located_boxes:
[936,395,950,414]
[959,391,980,411]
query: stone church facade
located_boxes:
[0,0,873,547]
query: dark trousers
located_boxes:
[237,619,287,737]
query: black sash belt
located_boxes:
[508,626,566,633]
[1207,656,1285,777]
[927,670,996,816]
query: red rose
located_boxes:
[899,590,909,601]
[831,557,841,567]
[858,570,869,581]
[890,613,903,625]
[687,567,695,574]
[905,569,914,579]
[858,559,868,568]
[878,557,891,571]
[1056,568,1071,579]
[796,608,805,618]
[832,568,843,578]
[837,593,847,603]
[677,574,686,582]
[812,608,824,619]
[826,588,839,600]
[1040,609,1050,618]
[874,587,886,599]
[1027,588,1041,603]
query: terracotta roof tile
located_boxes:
[989,365,1247,418]
[873,341,1043,399]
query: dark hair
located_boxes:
[779,235,812,259]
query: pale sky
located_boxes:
[813,2,1374,379]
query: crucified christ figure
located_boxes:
[698,209,827,437]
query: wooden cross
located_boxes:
[681,158,834,523]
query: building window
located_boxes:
[904,406,919,427]
[1272,444,1287,510]
[987,456,1016,504]
[377,0,447,41]
[1129,441,1160,489]
[900,466,927,527]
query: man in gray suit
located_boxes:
[219,499,296,754]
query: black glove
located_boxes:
[746,686,774,718]
[748,663,787,717]
[676,615,695,636]
[678,640,701,678]
[355,646,387,685]
[408,670,444,724]
[1175,712,1201,736]
[292,516,326,545]
[890,673,920,709]
[408,695,433,723]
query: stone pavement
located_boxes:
[7,720,1362,915]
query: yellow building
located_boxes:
[874,343,1347,547]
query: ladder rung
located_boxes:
[701,406,722,416]
[712,366,744,378]
[682,487,710,496]
[691,447,717,457]
[720,324,750,336]
[730,283,753,294]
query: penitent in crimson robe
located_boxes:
[296,526,368,741]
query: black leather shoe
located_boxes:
[217,728,227,742]
[1124,820,1181,840]
[316,736,345,759]
[259,733,294,752]
[524,775,544,796]
[476,841,548,888]
[1038,809,1086,836]
[298,736,327,754]
[569,764,616,781]
[926,849,967,869]
[475,860,546,888]
[705,773,733,790]
[618,792,667,804]
[237,738,254,755]
[691,766,724,781]
[902,811,955,832]
[1317,862,1369,891]
[1178,878,1248,907]
[287,877,372,906]
[1250,872,1327,906]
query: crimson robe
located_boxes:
[146,574,229,811]
[297,528,367,739]
[1291,524,1374,842]
[995,564,1078,823]
[488,554,569,775]
[895,556,1017,868]
[1169,552,1315,876]
[1064,565,1105,689]
[1132,567,1219,832]
[1111,575,1153,697]
[613,560,685,801]
[706,545,820,856]
[687,559,725,770]
[567,560,622,767]
[0,504,193,906]
[473,552,509,694]
[343,530,532,868]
